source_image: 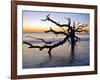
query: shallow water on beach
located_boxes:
[22,32,89,69]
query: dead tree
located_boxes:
[23,14,88,59]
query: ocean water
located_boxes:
[22,32,89,68]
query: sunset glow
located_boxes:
[23,11,90,32]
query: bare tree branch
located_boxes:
[45,27,68,36]
[64,17,71,26]
[75,24,88,32]
[41,14,70,32]
[41,14,69,27]
[23,14,88,59]
[24,36,69,49]
[26,36,53,44]
[75,29,88,32]
[23,36,69,58]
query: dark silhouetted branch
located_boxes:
[23,36,69,58]
[41,14,70,32]
[23,14,88,59]
[75,23,88,32]
[26,36,53,44]
[45,27,68,36]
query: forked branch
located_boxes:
[75,23,88,32]
[41,14,70,31]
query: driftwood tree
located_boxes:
[23,14,88,59]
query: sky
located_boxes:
[22,10,90,32]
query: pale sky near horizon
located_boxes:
[23,10,90,32]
